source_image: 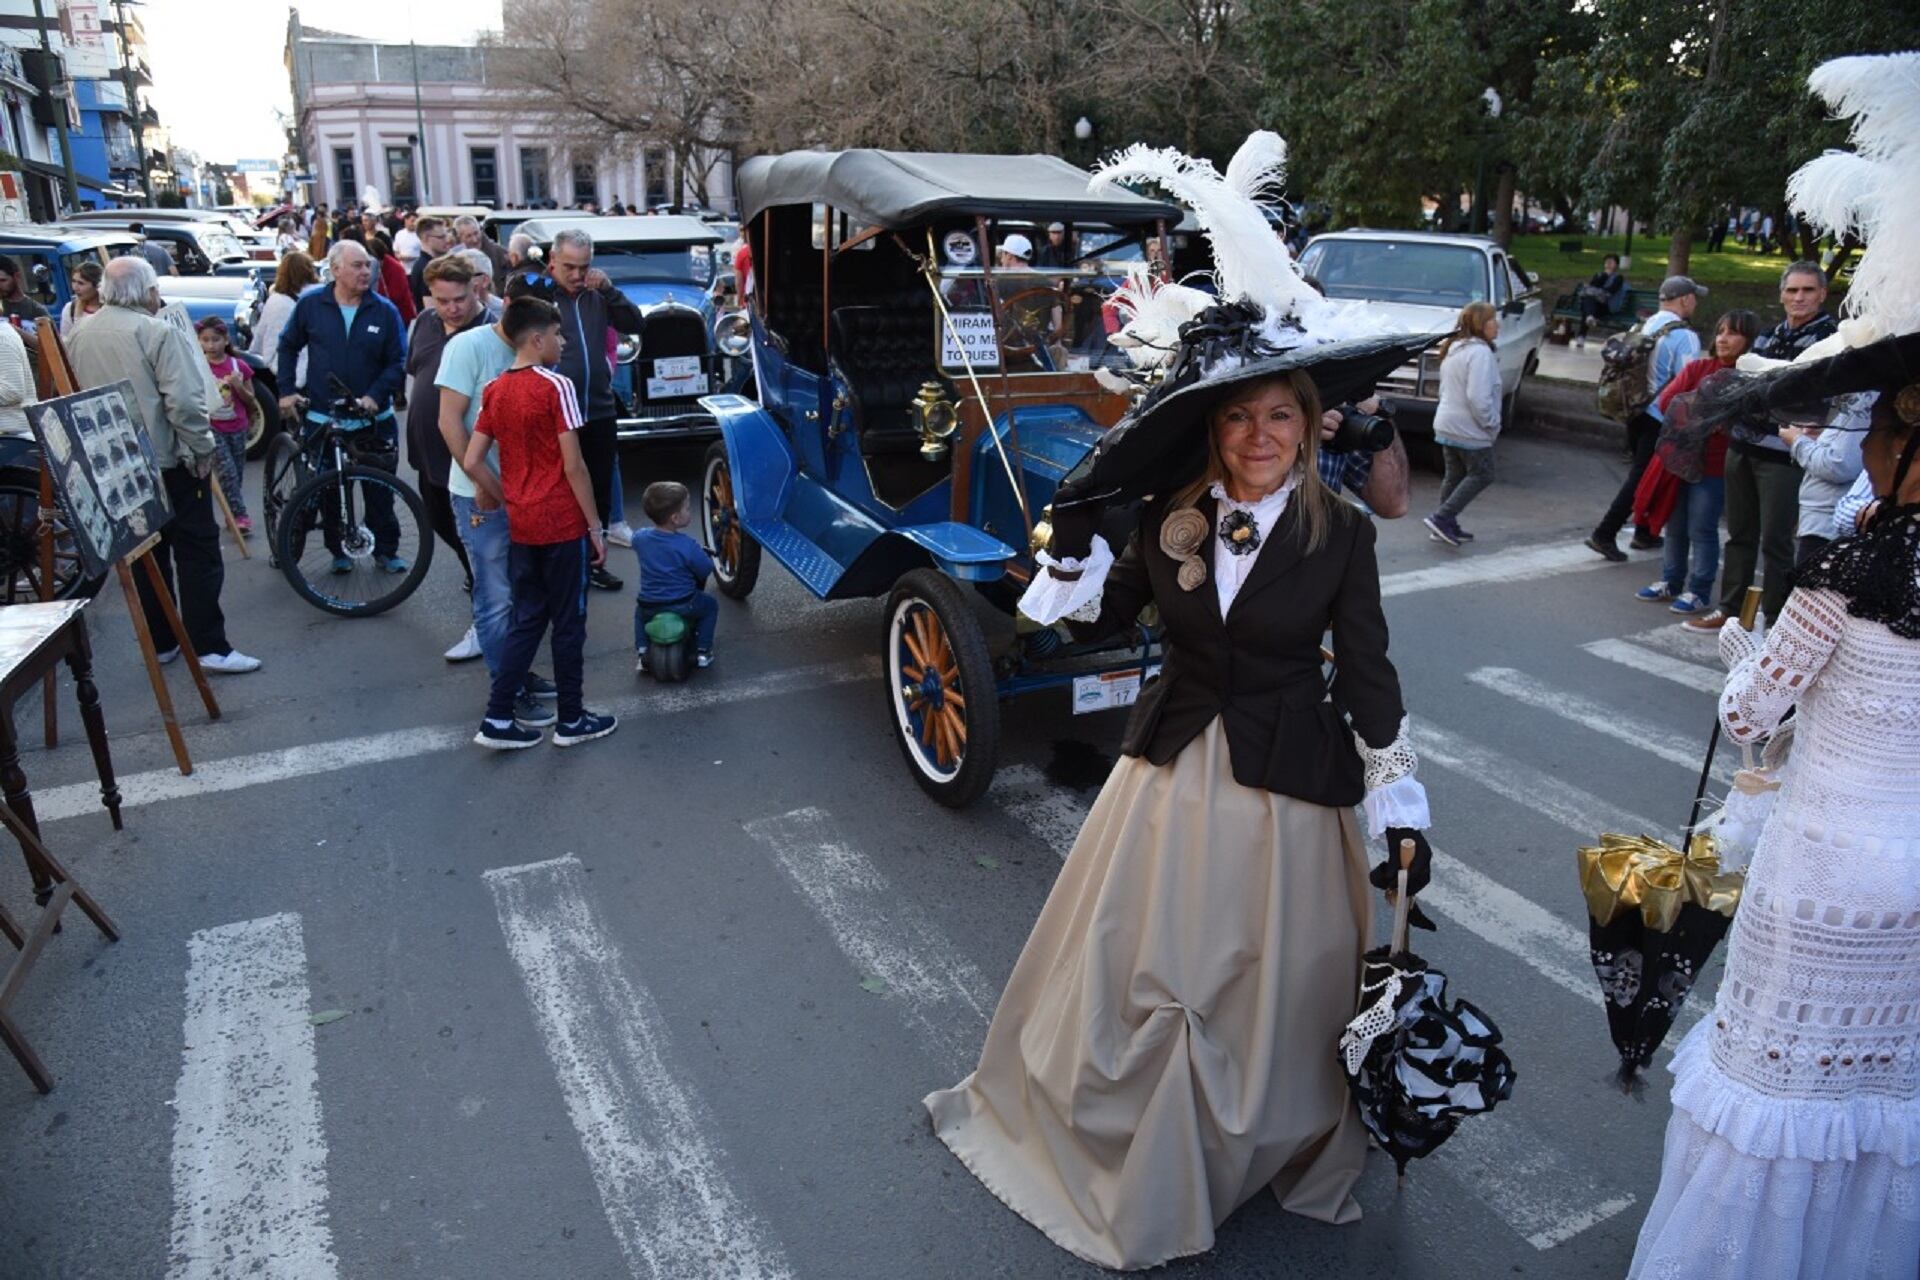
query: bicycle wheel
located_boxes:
[0,478,103,603]
[274,464,433,617]
[260,433,306,569]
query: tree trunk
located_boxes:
[1185,84,1202,158]
[1666,226,1692,278]
[1490,166,1517,248]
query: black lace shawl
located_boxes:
[1793,504,1920,638]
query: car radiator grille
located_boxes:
[642,309,707,361]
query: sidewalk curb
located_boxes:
[1510,378,1622,452]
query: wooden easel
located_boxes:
[33,320,218,776]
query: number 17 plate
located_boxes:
[1072,665,1160,714]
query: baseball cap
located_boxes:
[1658,275,1708,300]
[1047,221,1066,233]
[1001,234,1034,262]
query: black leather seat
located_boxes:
[830,293,942,456]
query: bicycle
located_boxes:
[262,378,432,617]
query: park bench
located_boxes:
[1549,285,1658,343]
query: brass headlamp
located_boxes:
[910,381,960,461]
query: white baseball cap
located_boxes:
[1000,233,1034,262]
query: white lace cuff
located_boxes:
[1362,775,1430,839]
[1018,535,1114,625]
[1355,715,1417,789]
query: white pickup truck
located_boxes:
[1297,229,1548,428]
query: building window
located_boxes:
[571,160,596,207]
[384,145,416,205]
[469,146,498,206]
[643,149,669,209]
[519,147,549,204]
[333,147,355,205]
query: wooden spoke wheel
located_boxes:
[0,477,100,603]
[703,440,761,600]
[884,568,1000,807]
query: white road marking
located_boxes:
[1612,622,1723,664]
[1379,542,1621,598]
[1438,1121,1637,1250]
[1468,666,1731,780]
[484,856,794,1280]
[1416,723,1668,841]
[167,913,338,1280]
[31,657,879,825]
[1582,637,1723,695]
[990,743,1666,1251]
[744,807,996,1066]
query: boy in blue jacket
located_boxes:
[633,481,717,671]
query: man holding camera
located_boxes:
[1317,396,1410,518]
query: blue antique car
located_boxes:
[700,149,1184,805]
[514,215,750,442]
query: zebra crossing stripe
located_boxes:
[744,806,996,1068]
[483,856,794,1280]
[167,913,338,1280]
[1581,637,1724,695]
[1468,666,1732,780]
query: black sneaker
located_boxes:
[521,672,559,701]
[474,719,542,750]
[513,695,557,728]
[1629,531,1665,551]
[1584,532,1628,563]
[589,566,624,592]
[553,711,618,747]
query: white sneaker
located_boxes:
[444,626,483,662]
[155,646,181,665]
[606,521,634,548]
[200,650,262,674]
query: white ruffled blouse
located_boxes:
[1020,481,1429,837]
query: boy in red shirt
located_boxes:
[463,296,618,749]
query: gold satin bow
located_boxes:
[1577,832,1744,933]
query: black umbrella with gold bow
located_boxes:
[1579,832,1743,1089]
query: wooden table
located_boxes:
[0,599,121,1092]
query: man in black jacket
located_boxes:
[505,225,645,590]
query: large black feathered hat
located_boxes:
[1053,299,1443,511]
[1679,330,1920,433]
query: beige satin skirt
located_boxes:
[924,717,1373,1271]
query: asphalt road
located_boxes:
[0,428,1731,1279]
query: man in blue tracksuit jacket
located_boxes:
[505,225,644,590]
[275,239,411,571]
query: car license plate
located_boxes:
[646,373,710,399]
[654,356,702,379]
[1071,665,1159,714]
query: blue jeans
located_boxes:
[451,493,512,676]
[636,591,718,653]
[1661,476,1726,600]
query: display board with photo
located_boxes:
[27,381,171,578]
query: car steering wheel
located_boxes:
[995,286,1064,362]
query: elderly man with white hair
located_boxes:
[455,247,502,320]
[453,214,511,282]
[275,238,410,574]
[66,256,260,672]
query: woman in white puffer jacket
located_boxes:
[1423,301,1502,546]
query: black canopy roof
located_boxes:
[737,150,1182,229]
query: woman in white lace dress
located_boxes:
[1630,353,1920,1279]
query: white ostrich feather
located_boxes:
[1107,262,1212,368]
[1222,131,1289,206]
[1788,51,1920,344]
[1091,139,1324,323]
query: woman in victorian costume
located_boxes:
[1628,53,1920,1280]
[923,135,1442,1271]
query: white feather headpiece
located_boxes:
[1780,52,1920,358]
[1088,131,1384,353]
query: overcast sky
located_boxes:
[141,1,504,163]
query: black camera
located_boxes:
[1324,401,1396,454]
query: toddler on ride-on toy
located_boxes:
[634,481,718,680]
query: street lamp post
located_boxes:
[29,0,79,211]
[1073,116,1094,167]
[1470,87,1502,234]
[111,0,149,203]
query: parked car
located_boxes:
[1297,229,1547,428]
[0,223,141,318]
[515,214,750,442]
[702,148,1184,806]
[65,207,275,264]
[61,211,252,277]
[481,210,537,251]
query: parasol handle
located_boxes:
[1737,585,1762,630]
[1391,838,1415,955]
[1685,587,1764,846]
